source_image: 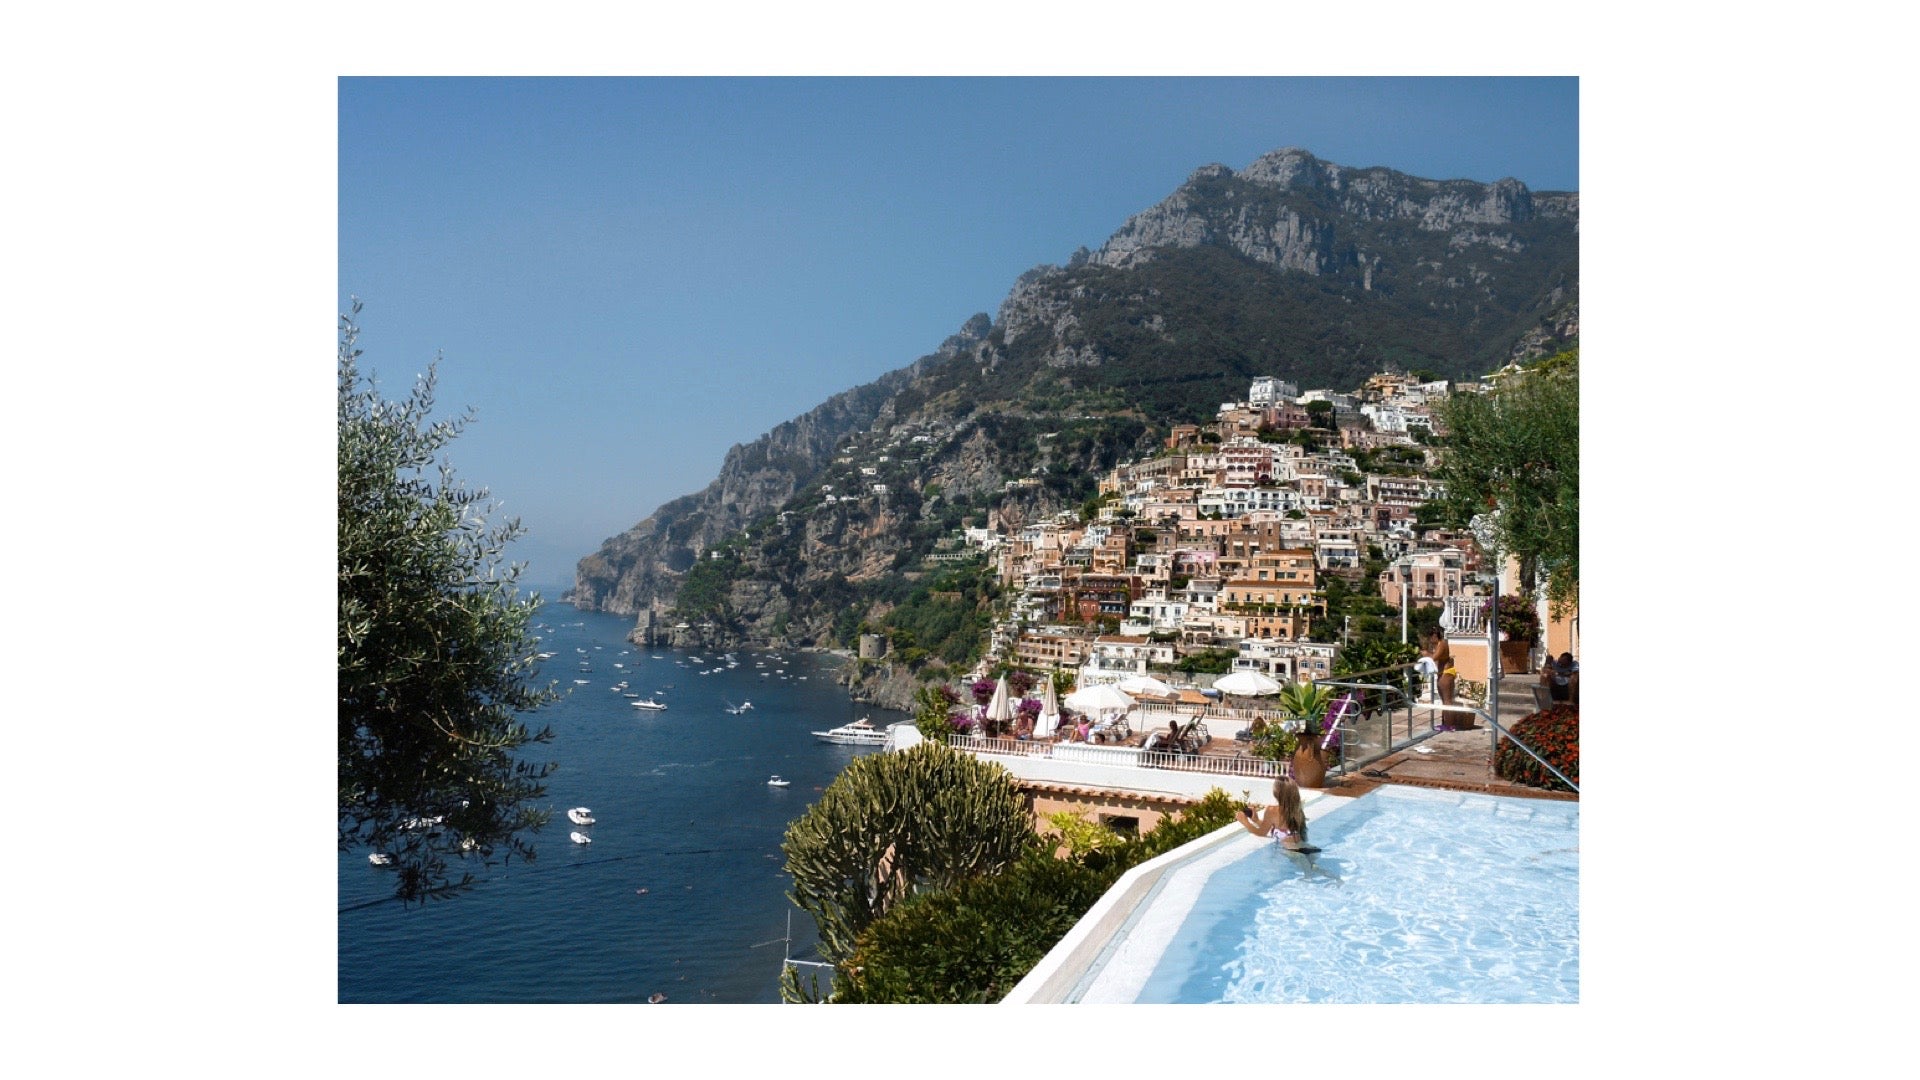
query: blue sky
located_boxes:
[340,77,1578,593]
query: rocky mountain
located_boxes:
[567,148,1578,687]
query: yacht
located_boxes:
[810,718,889,746]
[631,698,668,712]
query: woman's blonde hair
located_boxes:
[1271,776,1307,838]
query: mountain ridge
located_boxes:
[566,149,1577,657]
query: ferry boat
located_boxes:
[810,718,889,746]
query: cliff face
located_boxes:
[569,148,1578,674]
[567,322,989,618]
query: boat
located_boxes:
[567,807,596,826]
[725,700,753,715]
[368,853,394,866]
[766,775,791,787]
[810,718,889,746]
[570,831,592,845]
[631,698,668,711]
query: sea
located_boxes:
[337,603,908,1004]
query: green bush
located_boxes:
[834,848,1111,1003]
[1495,703,1579,792]
[823,788,1242,1002]
[780,741,1034,979]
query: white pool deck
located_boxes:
[1002,787,1355,1004]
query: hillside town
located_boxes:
[868,370,1576,700]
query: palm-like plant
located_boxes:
[1277,681,1339,743]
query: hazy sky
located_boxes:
[339,76,1578,593]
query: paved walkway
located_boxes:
[1312,716,1578,802]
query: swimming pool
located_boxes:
[1069,786,1578,1004]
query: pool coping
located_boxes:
[1001,788,1356,1004]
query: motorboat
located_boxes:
[631,698,668,711]
[810,718,889,746]
[570,831,592,845]
[567,807,596,826]
[767,775,791,787]
[368,853,394,867]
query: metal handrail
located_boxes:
[1413,701,1580,795]
[1309,664,1577,795]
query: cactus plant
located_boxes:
[781,742,1035,975]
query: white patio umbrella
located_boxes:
[1035,677,1062,738]
[1116,674,1175,697]
[985,675,1015,730]
[1064,683,1134,716]
[1213,670,1283,696]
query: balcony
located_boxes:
[1441,596,1489,637]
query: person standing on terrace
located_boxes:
[1422,631,1457,706]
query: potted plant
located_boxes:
[1491,594,1541,676]
[1276,681,1340,788]
[1246,715,1299,763]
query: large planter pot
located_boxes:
[1291,746,1328,789]
[1499,639,1532,677]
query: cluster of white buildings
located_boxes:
[956,373,1493,690]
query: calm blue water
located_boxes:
[1136,787,1579,1004]
[338,604,905,1003]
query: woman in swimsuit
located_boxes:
[1236,776,1309,850]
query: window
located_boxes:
[1099,814,1140,836]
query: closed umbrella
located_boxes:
[1214,670,1283,696]
[1036,677,1061,738]
[985,675,1014,732]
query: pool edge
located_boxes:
[1001,789,1354,1004]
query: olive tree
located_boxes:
[338,302,558,902]
[1433,349,1579,614]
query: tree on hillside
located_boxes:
[1432,349,1579,613]
[338,301,558,903]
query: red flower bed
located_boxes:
[1495,703,1579,792]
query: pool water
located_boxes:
[1120,787,1578,1004]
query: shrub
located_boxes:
[834,848,1112,1003]
[826,788,1242,1003]
[1495,703,1579,792]
[781,741,1034,974]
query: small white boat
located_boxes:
[570,831,592,845]
[368,853,394,866]
[631,698,668,711]
[567,807,596,826]
[767,775,791,788]
[811,718,889,746]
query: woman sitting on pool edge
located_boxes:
[1236,776,1309,850]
